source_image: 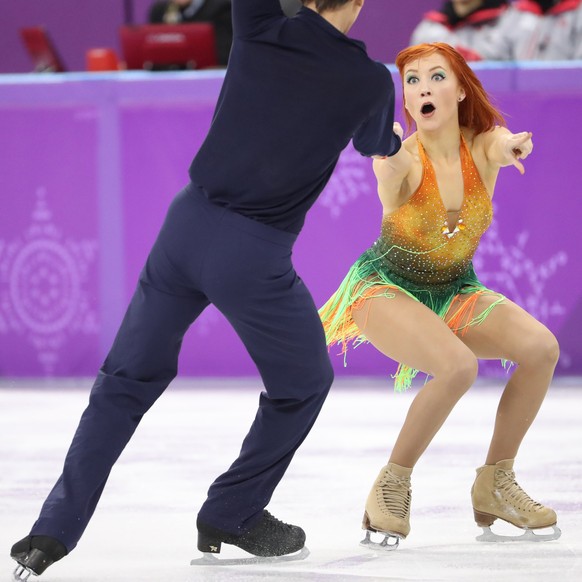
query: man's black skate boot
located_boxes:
[197,510,306,557]
[10,535,68,579]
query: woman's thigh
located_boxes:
[352,289,474,377]
[446,293,559,363]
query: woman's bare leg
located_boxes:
[352,291,478,468]
[448,295,559,463]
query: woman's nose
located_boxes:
[420,88,432,98]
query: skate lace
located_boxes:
[496,469,544,512]
[263,510,294,531]
[377,470,411,519]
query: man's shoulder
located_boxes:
[367,60,392,85]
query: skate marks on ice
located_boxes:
[184,542,579,582]
[2,381,582,582]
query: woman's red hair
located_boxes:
[395,43,506,135]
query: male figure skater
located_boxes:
[11,1,400,577]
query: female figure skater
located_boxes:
[319,43,560,547]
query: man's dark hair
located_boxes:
[301,0,352,11]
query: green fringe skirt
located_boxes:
[318,248,505,392]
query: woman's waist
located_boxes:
[368,239,475,287]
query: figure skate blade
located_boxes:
[476,525,561,543]
[190,546,310,566]
[360,529,401,551]
[12,564,33,581]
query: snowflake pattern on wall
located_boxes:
[318,143,373,218]
[474,204,568,374]
[0,188,99,374]
[474,206,568,324]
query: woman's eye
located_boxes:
[406,76,418,84]
[432,72,445,81]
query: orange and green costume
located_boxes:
[319,134,505,391]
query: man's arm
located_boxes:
[232,0,284,39]
[353,71,400,158]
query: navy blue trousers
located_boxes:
[30,184,334,551]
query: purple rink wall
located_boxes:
[0,63,581,379]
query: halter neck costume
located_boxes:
[319,133,505,391]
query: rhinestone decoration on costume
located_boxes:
[0,188,99,374]
[375,134,492,286]
[319,143,373,218]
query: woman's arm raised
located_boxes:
[372,123,413,211]
[483,126,534,175]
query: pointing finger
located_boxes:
[513,157,525,175]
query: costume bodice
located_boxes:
[373,134,493,286]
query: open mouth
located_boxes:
[421,103,436,116]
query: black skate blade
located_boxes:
[476,525,562,543]
[191,546,310,566]
[360,529,401,551]
[13,564,34,582]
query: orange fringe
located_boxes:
[445,290,489,336]
[321,283,399,355]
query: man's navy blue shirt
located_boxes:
[189,0,400,233]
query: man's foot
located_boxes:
[11,535,67,579]
[197,510,306,557]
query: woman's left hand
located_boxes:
[503,131,533,174]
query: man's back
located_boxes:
[189,1,398,232]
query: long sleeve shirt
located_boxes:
[189,0,399,233]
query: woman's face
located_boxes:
[452,0,483,18]
[402,53,466,131]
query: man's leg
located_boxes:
[197,211,334,536]
[28,281,209,551]
[23,188,213,553]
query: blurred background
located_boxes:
[1,0,581,381]
[0,0,438,73]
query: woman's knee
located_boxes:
[433,347,478,394]
[518,329,560,369]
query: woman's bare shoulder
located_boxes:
[461,126,479,144]
[461,126,490,159]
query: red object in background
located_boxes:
[86,48,120,72]
[20,26,66,72]
[119,23,218,70]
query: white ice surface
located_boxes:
[1,378,581,582]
